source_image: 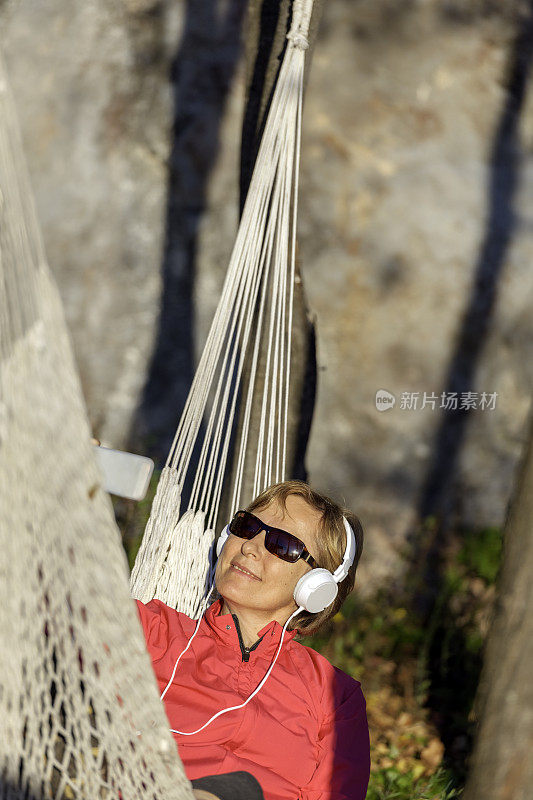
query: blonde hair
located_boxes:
[246,480,364,636]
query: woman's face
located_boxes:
[215,494,322,626]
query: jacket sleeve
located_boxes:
[299,682,371,800]
[135,598,172,661]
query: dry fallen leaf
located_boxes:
[420,738,444,769]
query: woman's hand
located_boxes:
[192,790,220,800]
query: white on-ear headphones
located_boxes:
[216,515,357,614]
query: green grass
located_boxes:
[457,526,502,584]
[367,764,462,800]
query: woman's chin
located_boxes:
[217,578,260,607]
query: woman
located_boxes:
[136,480,370,800]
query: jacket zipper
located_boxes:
[231,613,264,662]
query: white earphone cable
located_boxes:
[164,600,304,737]
[159,583,217,702]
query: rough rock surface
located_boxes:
[1,0,177,442]
[2,0,532,591]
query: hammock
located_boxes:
[0,0,314,794]
[130,0,314,617]
[0,49,192,799]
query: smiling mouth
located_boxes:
[231,563,261,581]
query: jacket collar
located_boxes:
[203,598,298,653]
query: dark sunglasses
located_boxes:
[228,510,319,569]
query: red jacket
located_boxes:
[136,598,370,800]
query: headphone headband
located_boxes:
[332,517,357,583]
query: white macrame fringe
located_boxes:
[131,0,314,617]
[130,465,182,603]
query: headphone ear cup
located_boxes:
[293,569,339,614]
[216,525,230,558]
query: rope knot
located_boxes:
[286,30,309,50]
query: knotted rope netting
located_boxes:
[0,49,193,800]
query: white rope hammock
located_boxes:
[0,49,193,800]
[130,0,315,617]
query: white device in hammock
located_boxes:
[160,517,357,736]
[92,444,154,501]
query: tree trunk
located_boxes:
[462,411,533,800]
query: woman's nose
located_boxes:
[241,531,265,558]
